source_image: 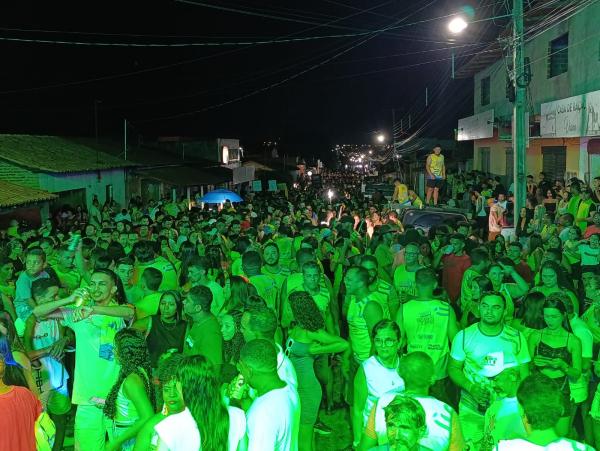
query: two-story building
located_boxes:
[456,0,600,185]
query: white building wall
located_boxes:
[474,2,600,118]
[38,168,126,210]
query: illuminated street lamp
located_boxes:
[376,134,385,143]
[448,16,468,34]
[448,16,468,79]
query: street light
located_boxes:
[376,134,385,143]
[448,16,468,79]
[448,16,468,34]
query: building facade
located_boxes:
[457,0,600,184]
[0,135,133,221]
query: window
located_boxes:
[548,33,568,78]
[542,146,566,182]
[505,147,513,181]
[481,76,491,106]
[479,147,491,173]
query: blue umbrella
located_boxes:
[200,189,243,203]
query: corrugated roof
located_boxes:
[135,165,232,186]
[0,134,137,173]
[0,180,58,207]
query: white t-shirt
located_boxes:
[276,344,298,390]
[483,397,527,447]
[247,384,300,451]
[32,318,69,405]
[248,345,297,401]
[450,324,530,411]
[374,391,456,451]
[496,438,594,450]
[154,406,246,451]
[569,316,594,403]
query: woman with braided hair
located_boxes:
[104,328,156,451]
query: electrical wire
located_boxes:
[0,5,499,48]
[135,0,442,123]
[0,0,392,96]
[321,48,501,82]
[92,2,463,110]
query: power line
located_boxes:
[0,1,391,96]
[0,6,492,48]
[110,41,492,110]
[136,0,442,123]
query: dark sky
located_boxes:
[0,0,505,156]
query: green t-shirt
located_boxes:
[248,275,278,312]
[205,281,225,316]
[184,316,223,366]
[393,264,420,298]
[568,194,581,218]
[136,257,178,291]
[134,292,163,320]
[52,265,81,296]
[261,265,290,291]
[61,307,125,405]
[374,244,393,284]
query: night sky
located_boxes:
[0,0,505,157]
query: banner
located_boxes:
[268,180,278,192]
[457,109,494,141]
[252,180,262,192]
[233,166,255,185]
[541,89,600,138]
[541,94,584,137]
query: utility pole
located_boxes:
[392,108,399,179]
[512,0,527,220]
[124,119,127,160]
[94,99,101,143]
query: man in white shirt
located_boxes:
[497,373,594,450]
[448,293,530,448]
[240,307,297,389]
[239,339,300,451]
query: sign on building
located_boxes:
[457,109,494,141]
[233,166,255,185]
[252,180,262,192]
[541,89,600,138]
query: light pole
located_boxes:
[448,17,468,79]
[512,0,527,224]
[447,7,525,221]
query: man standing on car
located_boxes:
[425,145,445,207]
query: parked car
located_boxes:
[398,207,469,233]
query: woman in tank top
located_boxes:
[286,291,349,451]
[527,296,582,437]
[352,320,404,449]
[132,291,186,370]
[104,329,156,451]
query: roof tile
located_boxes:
[0,180,57,207]
[0,134,137,173]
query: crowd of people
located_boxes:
[1,164,600,451]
